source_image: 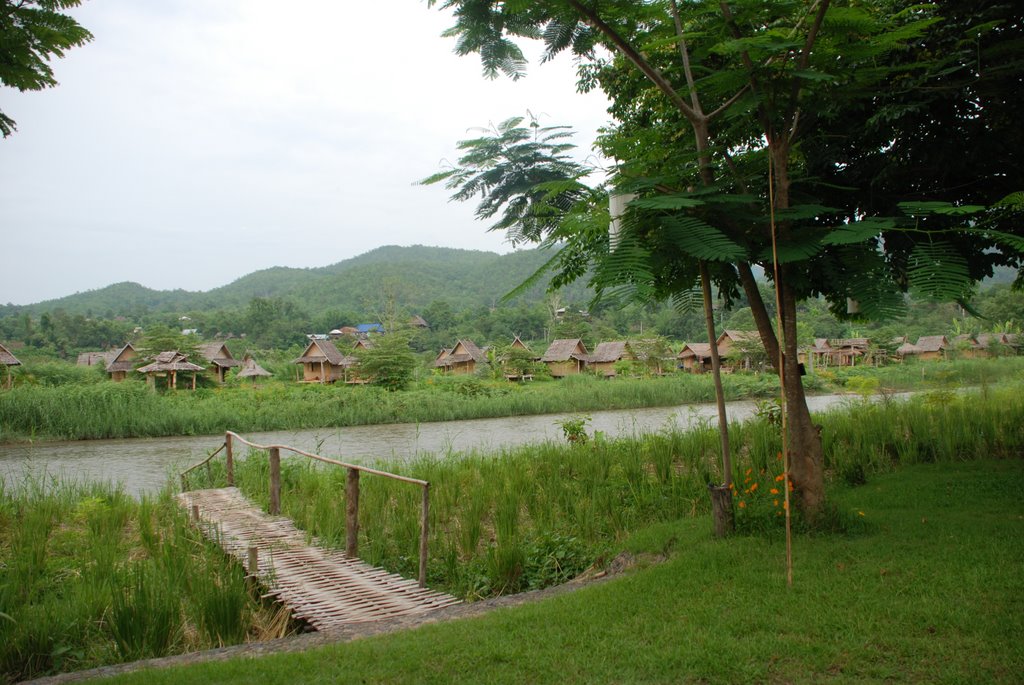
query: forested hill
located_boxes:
[1,246,592,318]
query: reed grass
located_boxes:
[0,476,295,683]
[223,382,1024,601]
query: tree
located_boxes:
[355,333,417,391]
[426,0,1024,519]
[0,0,92,137]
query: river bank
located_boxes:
[2,357,1016,445]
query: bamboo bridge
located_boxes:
[178,432,460,630]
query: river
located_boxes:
[0,393,861,495]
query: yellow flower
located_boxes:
[773,499,779,507]
[858,511,865,517]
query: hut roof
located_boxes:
[588,341,630,364]
[435,340,486,367]
[720,330,761,343]
[678,342,712,359]
[1006,333,1021,347]
[237,355,273,378]
[830,338,870,350]
[510,335,532,352]
[137,351,205,374]
[975,333,1006,348]
[352,339,374,351]
[896,342,922,356]
[915,335,949,352]
[356,323,385,334]
[293,339,345,366]
[541,338,589,362]
[105,343,138,373]
[0,342,22,366]
[409,315,429,328]
[77,350,116,367]
[198,341,240,368]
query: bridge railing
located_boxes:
[180,430,432,587]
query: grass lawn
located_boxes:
[102,458,1024,684]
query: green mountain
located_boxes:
[1,246,591,319]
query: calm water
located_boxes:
[0,393,860,495]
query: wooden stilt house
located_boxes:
[678,343,713,372]
[293,339,347,384]
[433,339,487,375]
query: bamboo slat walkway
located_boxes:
[177,487,460,631]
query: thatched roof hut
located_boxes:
[293,339,348,383]
[541,339,589,377]
[587,341,632,377]
[199,341,241,383]
[914,335,949,361]
[77,350,117,367]
[137,351,205,390]
[678,342,713,372]
[434,339,487,375]
[105,343,138,382]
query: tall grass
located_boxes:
[0,477,294,682]
[225,382,1024,601]
[6,357,1024,443]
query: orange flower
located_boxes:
[745,468,752,476]
[773,499,779,507]
[783,501,789,510]
[749,483,759,493]
[770,488,779,495]
[774,474,785,482]
[738,501,746,509]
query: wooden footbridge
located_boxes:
[178,432,460,631]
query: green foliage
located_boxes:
[0,0,93,137]
[355,333,417,391]
[554,414,590,444]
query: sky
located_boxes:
[0,1,611,306]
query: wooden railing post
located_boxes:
[345,468,360,558]
[269,447,281,515]
[225,433,234,486]
[419,483,430,588]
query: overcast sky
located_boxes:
[0,1,610,306]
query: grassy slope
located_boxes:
[105,458,1024,684]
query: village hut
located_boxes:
[105,342,139,382]
[801,338,833,368]
[137,351,205,390]
[198,341,241,383]
[433,339,487,375]
[914,335,949,361]
[950,334,985,359]
[499,336,538,381]
[715,330,763,370]
[237,354,273,386]
[541,338,589,378]
[678,342,713,373]
[587,341,633,377]
[336,339,374,384]
[409,315,430,329]
[0,342,22,389]
[829,338,871,366]
[293,339,347,383]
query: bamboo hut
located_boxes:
[105,342,139,382]
[433,339,487,375]
[293,339,348,383]
[137,351,205,390]
[587,341,633,377]
[500,336,538,381]
[914,335,950,361]
[678,342,713,373]
[715,330,762,370]
[77,350,117,367]
[198,341,241,383]
[0,342,22,389]
[541,339,589,378]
